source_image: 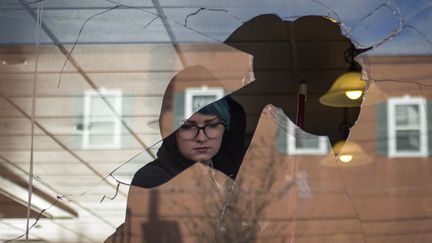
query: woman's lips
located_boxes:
[194,147,210,153]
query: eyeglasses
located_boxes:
[177,121,226,139]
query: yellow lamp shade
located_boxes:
[319,72,366,107]
[321,139,373,167]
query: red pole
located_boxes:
[286,80,307,243]
[296,80,307,129]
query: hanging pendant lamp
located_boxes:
[321,139,373,167]
[319,71,366,108]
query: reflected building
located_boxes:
[0,2,431,243]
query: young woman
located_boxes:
[132,85,246,188]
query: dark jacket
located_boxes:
[131,96,246,188]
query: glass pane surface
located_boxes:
[395,104,419,126]
[295,137,320,149]
[396,130,420,151]
[1,0,431,242]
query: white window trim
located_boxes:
[387,96,428,158]
[184,86,224,119]
[82,89,122,150]
[286,119,328,155]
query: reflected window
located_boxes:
[387,96,428,157]
[288,121,328,155]
[185,86,224,118]
[277,119,328,156]
[82,89,122,150]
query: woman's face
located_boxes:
[175,113,225,163]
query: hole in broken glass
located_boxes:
[107,14,373,242]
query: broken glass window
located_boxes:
[0,0,431,242]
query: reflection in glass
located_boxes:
[388,96,427,157]
[295,137,319,149]
[289,122,329,156]
[82,89,122,150]
[185,86,225,118]
[396,130,420,151]
[1,0,432,242]
[395,104,419,126]
[192,95,218,112]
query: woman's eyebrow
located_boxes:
[204,117,219,122]
[183,116,219,124]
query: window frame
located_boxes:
[286,119,328,155]
[387,96,428,158]
[82,89,123,150]
[184,86,224,118]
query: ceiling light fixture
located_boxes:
[319,71,366,107]
[339,154,353,163]
[345,90,363,100]
[321,139,373,167]
[318,44,373,166]
[319,44,369,108]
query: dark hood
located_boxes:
[155,95,247,180]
